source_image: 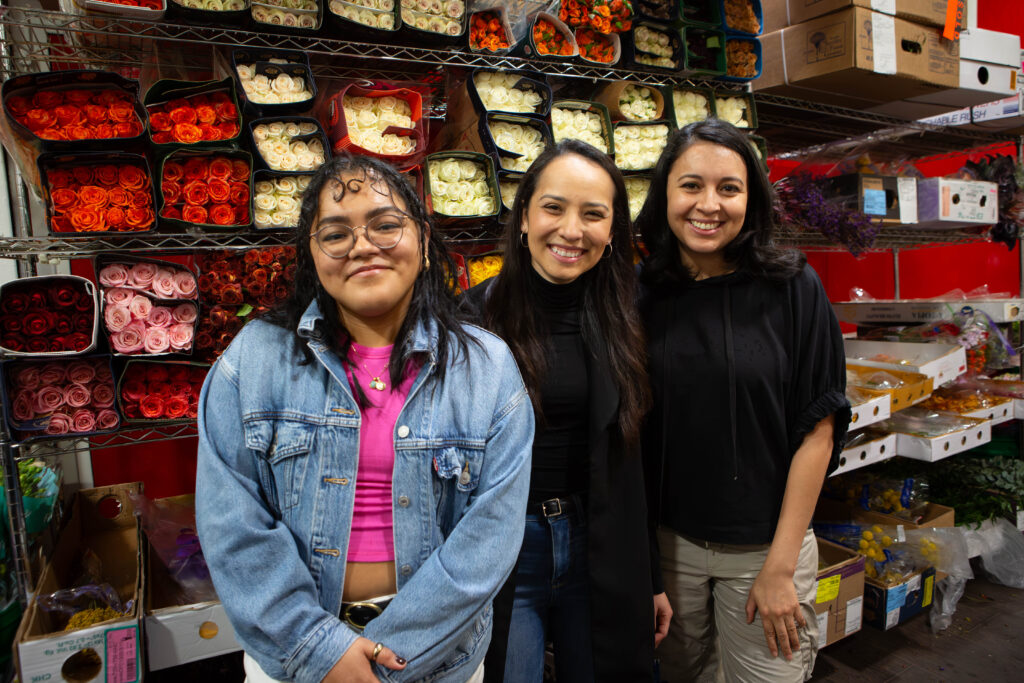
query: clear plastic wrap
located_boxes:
[36,583,130,631]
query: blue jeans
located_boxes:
[503,506,594,682]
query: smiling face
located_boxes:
[522,153,615,285]
[310,172,424,330]
[666,141,748,278]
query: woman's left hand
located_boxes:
[744,564,804,661]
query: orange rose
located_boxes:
[162,161,185,183]
[210,203,235,226]
[33,91,63,109]
[64,90,93,106]
[196,105,217,125]
[118,165,147,192]
[5,95,31,116]
[72,166,93,185]
[50,188,77,211]
[230,160,249,182]
[107,187,131,207]
[37,128,64,140]
[161,205,182,220]
[68,207,105,232]
[207,178,230,203]
[183,158,209,181]
[78,185,109,208]
[183,181,208,206]
[199,124,220,141]
[25,109,57,131]
[152,131,173,144]
[173,123,203,143]
[94,123,115,138]
[106,206,127,229]
[54,105,84,127]
[181,205,208,225]
[217,122,239,140]
[50,215,73,232]
[149,111,172,132]
[108,101,135,123]
[215,102,238,123]
[169,106,197,125]
[94,165,120,186]
[47,169,74,189]
[114,121,143,138]
[131,190,151,208]
[67,125,93,140]
[208,158,233,180]
[125,207,154,229]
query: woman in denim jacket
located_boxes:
[196,155,534,683]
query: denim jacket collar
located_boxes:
[296,298,440,359]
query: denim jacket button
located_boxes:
[398,495,410,507]
[397,425,410,438]
[400,564,412,576]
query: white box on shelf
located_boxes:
[849,392,891,429]
[844,339,967,386]
[958,401,1014,427]
[146,601,239,671]
[832,432,897,476]
[958,28,1022,68]
[916,177,998,229]
[832,299,1024,325]
[893,418,992,462]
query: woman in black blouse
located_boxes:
[464,139,660,682]
[637,119,851,682]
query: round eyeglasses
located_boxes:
[310,212,410,259]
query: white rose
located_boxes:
[297,151,318,170]
[346,96,373,111]
[255,194,278,212]
[278,153,299,171]
[507,89,524,106]
[436,159,461,183]
[379,14,395,29]
[474,197,496,215]
[471,179,490,198]
[276,177,298,196]
[356,109,378,129]
[298,122,318,135]
[443,181,463,200]
[236,65,254,81]
[494,132,515,151]
[457,160,479,180]
[255,180,275,195]
[253,125,270,142]
[381,136,407,155]
[276,196,299,214]
[499,181,518,209]
[270,211,291,227]
[255,211,273,229]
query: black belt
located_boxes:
[526,496,582,518]
[340,594,395,631]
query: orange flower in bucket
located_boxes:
[470,11,510,52]
[577,28,616,63]
[533,18,573,56]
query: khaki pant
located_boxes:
[243,652,485,682]
[657,528,819,683]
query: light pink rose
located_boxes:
[12,390,35,421]
[173,271,198,299]
[64,383,91,408]
[128,294,153,320]
[104,304,131,333]
[105,287,134,306]
[152,268,178,298]
[147,306,173,328]
[71,408,96,433]
[45,412,72,435]
[66,360,96,385]
[94,361,113,383]
[98,263,129,288]
[15,366,40,391]
[38,363,65,385]
[130,262,157,288]
[91,382,115,408]
[112,320,146,354]
[171,303,198,324]
[168,323,194,351]
[143,326,170,354]
[96,408,120,430]
[35,385,64,412]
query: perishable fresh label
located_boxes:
[845,596,863,635]
[885,607,901,629]
[816,612,828,648]
[816,575,841,604]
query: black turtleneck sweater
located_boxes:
[527,268,590,504]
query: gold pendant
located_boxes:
[369,377,386,391]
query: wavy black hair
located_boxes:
[637,118,804,286]
[480,139,651,449]
[264,154,473,387]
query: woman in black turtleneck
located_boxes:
[463,139,660,682]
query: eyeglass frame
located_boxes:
[308,210,415,260]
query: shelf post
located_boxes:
[2,442,31,607]
[893,247,900,300]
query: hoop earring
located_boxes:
[602,243,613,259]
[520,232,529,248]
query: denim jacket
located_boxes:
[195,300,533,683]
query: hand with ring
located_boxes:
[322,636,407,682]
[745,564,806,661]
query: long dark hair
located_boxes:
[264,154,473,387]
[637,118,804,286]
[482,139,651,449]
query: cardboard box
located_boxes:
[761,0,948,32]
[756,9,960,107]
[15,483,144,683]
[848,389,891,429]
[916,177,999,229]
[815,497,955,530]
[844,339,967,387]
[814,538,866,647]
[863,566,935,629]
[892,417,992,461]
[846,364,933,411]
[832,431,896,476]
[145,495,240,671]
[819,174,904,224]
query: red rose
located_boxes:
[24,311,52,335]
[169,106,197,125]
[54,105,84,127]
[234,205,250,224]
[46,169,74,189]
[108,187,131,207]
[1,293,29,314]
[139,394,165,419]
[25,109,57,131]
[152,131,173,144]
[84,104,108,125]
[182,205,208,224]
[121,378,147,401]
[1,315,22,332]
[161,206,182,220]
[108,101,135,123]
[72,166,93,185]
[123,403,140,419]
[196,105,217,125]
[217,122,239,140]
[72,312,92,332]
[94,165,120,186]
[162,180,182,204]
[184,158,209,181]
[209,91,231,106]
[199,124,220,141]
[32,91,63,109]
[26,336,49,353]
[73,292,93,312]
[51,216,73,233]
[164,395,190,419]
[183,181,208,206]
[163,161,185,183]
[106,206,127,229]
[28,290,47,308]
[207,178,230,203]
[210,204,236,226]
[69,208,105,232]
[49,285,77,308]
[208,305,233,327]
[119,165,147,192]
[78,186,109,208]
[220,283,244,305]
[149,111,172,132]
[230,160,249,182]
[5,95,31,116]
[208,158,233,180]
[146,365,170,382]
[172,123,203,144]
[50,188,77,212]
[125,207,154,229]
[53,314,73,334]
[148,380,171,397]
[170,380,192,396]
[215,102,238,123]
[64,90,93,105]
[1,333,25,351]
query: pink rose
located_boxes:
[91,382,115,408]
[38,364,66,386]
[12,390,35,421]
[96,408,120,430]
[94,361,113,383]
[152,268,178,298]
[147,306,173,328]
[174,271,198,299]
[143,326,170,354]
[128,293,153,320]
[71,408,96,433]
[171,303,198,324]
[168,323,194,351]
[130,262,158,289]
[104,304,131,333]
[45,412,72,435]
[98,263,130,288]
[66,360,96,385]
[112,320,146,353]
[14,366,40,391]
[105,287,134,306]
[34,384,64,412]
[64,382,91,408]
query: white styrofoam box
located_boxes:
[844,339,967,386]
[958,400,1014,427]
[958,28,1022,68]
[146,601,240,671]
[849,392,891,429]
[916,177,998,229]
[832,432,897,477]
[893,418,992,462]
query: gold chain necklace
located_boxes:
[361,359,387,391]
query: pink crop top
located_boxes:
[344,342,417,562]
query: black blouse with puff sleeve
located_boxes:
[642,263,851,548]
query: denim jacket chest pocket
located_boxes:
[244,415,318,513]
[431,445,484,537]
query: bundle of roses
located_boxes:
[5,358,120,437]
[5,88,144,142]
[251,3,320,28]
[119,362,208,421]
[402,0,464,36]
[97,261,198,300]
[472,72,546,115]
[173,0,247,10]
[428,157,497,217]
[147,91,240,145]
[673,89,711,128]
[489,120,547,172]
[103,290,198,355]
[90,0,163,8]
[617,84,660,121]
[329,0,396,30]
[551,106,608,153]
[613,122,669,171]
[253,175,312,228]
[236,63,314,105]
[252,120,327,172]
[624,176,650,220]
[45,162,155,234]
[0,278,95,354]
[342,94,418,158]
[633,25,676,69]
[194,247,296,360]
[160,155,251,227]
[715,95,753,128]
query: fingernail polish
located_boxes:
[396,657,406,665]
